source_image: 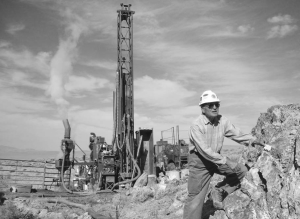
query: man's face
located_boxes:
[201,102,220,119]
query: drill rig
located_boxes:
[111,3,156,189]
[55,4,156,192]
[112,3,138,187]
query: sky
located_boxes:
[0,0,299,152]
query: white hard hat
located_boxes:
[199,90,220,106]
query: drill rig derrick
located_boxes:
[54,4,155,192]
[55,4,139,193]
[113,3,137,185]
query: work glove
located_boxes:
[263,144,272,152]
[251,139,273,152]
[251,139,264,147]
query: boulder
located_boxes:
[209,210,228,219]
[217,104,300,219]
[38,209,48,218]
[131,187,155,202]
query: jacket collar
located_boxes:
[202,114,221,125]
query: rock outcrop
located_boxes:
[210,104,300,219]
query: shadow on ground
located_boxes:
[202,199,217,219]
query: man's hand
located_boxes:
[251,139,264,147]
[251,139,272,152]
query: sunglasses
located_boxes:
[204,102,220,109]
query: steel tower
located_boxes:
[113,3,135,180]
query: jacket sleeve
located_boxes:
[189,124,226,165]
[224,119,255,146]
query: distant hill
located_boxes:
[0,145,90,161]
[0,144,244,161]
[222,144,244,150]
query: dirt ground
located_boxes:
[1,174,225,219]
[0,147,242,219]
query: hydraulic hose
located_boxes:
[111,123,142,191]
[111,135,141,191]
[60,149,94,195]
[112,91,116,150]
[131,135,143,180]
[112,71,120,153]
[111,70,141,191]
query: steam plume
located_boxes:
[47,9,86,118]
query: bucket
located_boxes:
[166,171,180,180]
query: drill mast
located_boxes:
[114,3,135,180]
[54,4,155,192]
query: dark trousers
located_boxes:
[183,151,247,219]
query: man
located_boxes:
[89,132,96,160]
[183,90,265,219]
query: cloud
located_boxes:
[82,60,117,71]
[0,47,51,75]
[293,71,300,79]
[133,1,251,40]
[0,41,11,48]
[9,70,47,90]
[135,36,260,87]
[205,25,254,38]
[65,75,113,94]
[67,107,113,147]
[267,14,295,24]
[134,104,199,144]
[0,113,62,150]
[267,14,298,39]
[0,88,50,114]
[2,0,299,151]
[134,76,196,108]
[267,24,298,39]
[237,25,254,34]
[54,0,116,37]
[134,10,165,39]
[0,106,113,151]
[6,23,25,35]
